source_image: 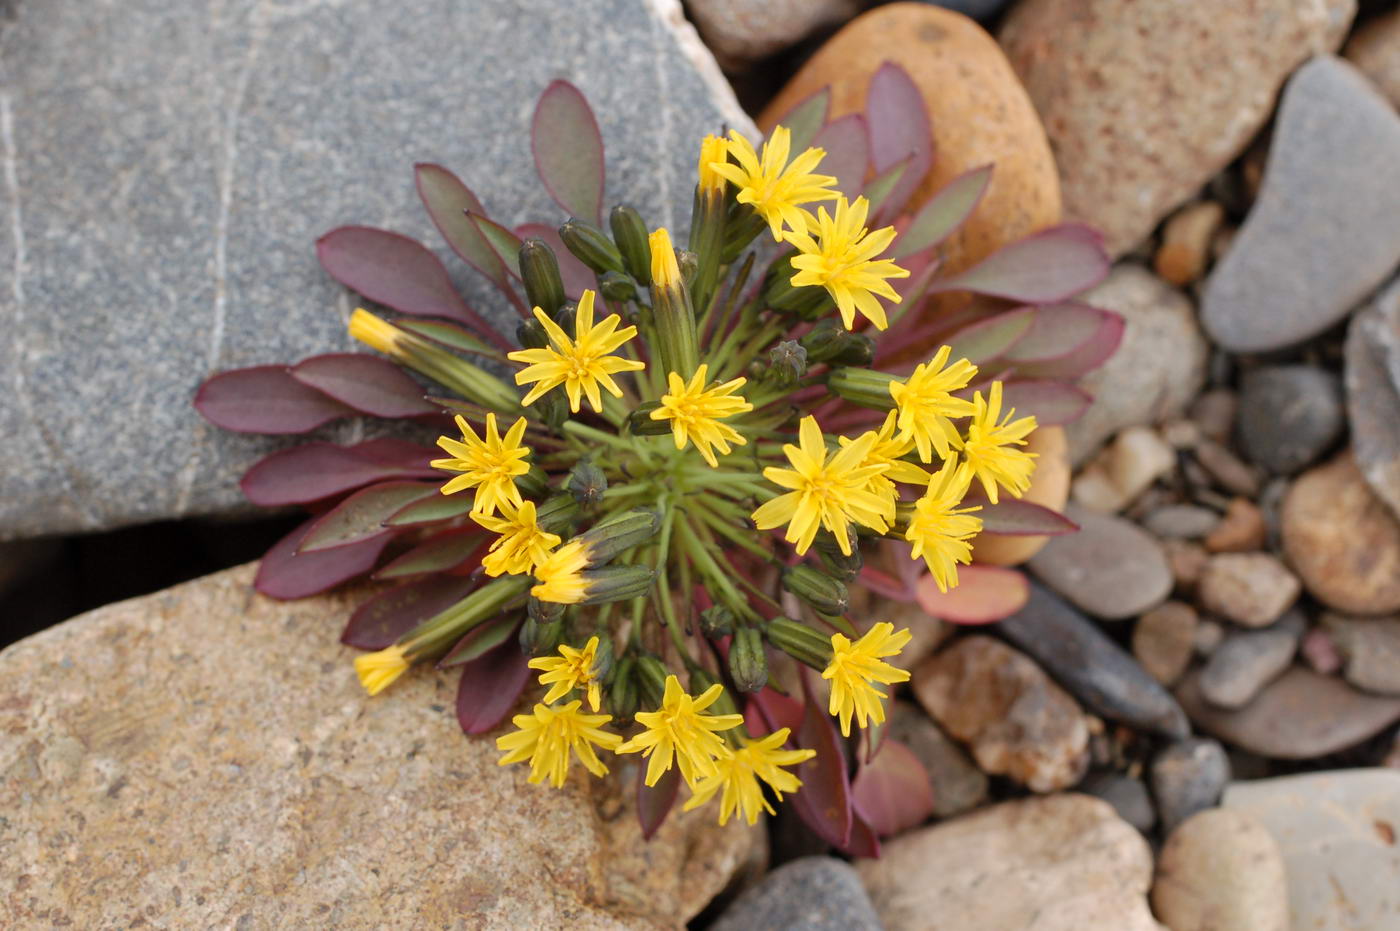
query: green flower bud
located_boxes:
[818,545,864,583]
[560,218,626,275]
[526,389,568,430]
[589,633,616,683]
[610,205,652,286]
[626,401,672,436]
[519,238,567,315]
[801,319,871,365]
[728,626,768,692]
[827,366,900,411]
[608,656,639,719]
[551,301,577,339]
[535,494,581,534]
[833,332,876,367]
[634,654,670,710]
[577,564,656,605]
[688,667,743,719]
[762,340,808,386]
[783,565,850,616]
[567,459,608,507]
[575,508,661,565]
[520,612,565,656]
[720,203,766,264]
[766,616,835,670]
[699,604,735,637]
[516,316,549,350]
[526,596,564,625]
[598,270,638,304]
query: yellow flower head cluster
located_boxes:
[496,700,621,788]
[528,635,605,712]
[473,499,560,577]
[617,674,745,787]
[682,728,815,826]
[787,196,910,332]
[906,458,983,593]
[823,622,912,737]
[431,413,531,515]
[709,126,838,241]
[652,364,753,467]
[508,289,645,413]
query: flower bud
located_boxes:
[759,340,807,387]
[589,633,616,683]
[598,270,637,304]
[699,604,735,637]
[689,667,743,718]
[801,319,871,365]
[535,494,581,534]
[610,205,652,286]
[520,612,565,656]
[567,459,608,507]
[677,249,699,288]
[627,401,673,436]
[519,238,567,315]
[526,389,568,430]
[575,508,661,565]
[827,366,900,411]
[516,316,549,350]
[609,656,639,719]
[720,203,766,264]
[728,626,768,692]
[527,595,565,625]
[818,545,863,582]
[832,333,876,367]
[762,254,830,316]
[648,228,700,378]
[551,301,577,339]
[766,616,835,670]
[577,564,656,605]
[560,218,626,275]
[783,565,850,616]
[634,654,670,710]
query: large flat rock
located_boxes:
[0,0,750,540]
[0,564,759,927]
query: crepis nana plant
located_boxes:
[195,63,1119,851]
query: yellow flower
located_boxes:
[822,622,912,736]
[906,458,983,593]
[888,346,979,462]
[786,196,910,331]
[651,364,753,467]
[617,675,744,787]
[650,227,682,290]
[353,643,409,696]
[697,133,729,197]
[528,635,605,711]
[954,380,1038,504]
[751,416,891,556]
[496,700,622,788]
[431,413,531,515]
[472,500,561,577]
[507,289,646,413]
[839,410,930,526]
[682,728,815,826]
[709,126,838,241]
[530,540,592,604]
[348,307,405,357]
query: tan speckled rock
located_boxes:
[0,565,757,929]
[999,0,1355,256]
[759,3,1061,285]
[856,795,1164,930]
[1346,9,1400,108]
[1151,809,1290,931]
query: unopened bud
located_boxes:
[627,401,673,436]
[609,656,639,719]
[761,340,808,386]
[818,545,863,582]
[516,316,549,350]
[575,508,661,565]
[577,564,656,605]
[783,565,850,616]
[634,655,670,710]
[827,367,900,411]
[610,205,652,286]
[552,301,577,339]
[516,464,550,500]
[689,667,743,719]
[598,270,637,304]
[801,319,872,365]
[520,612,565,656]
[728,627,769,692]
[720,204,766,264]
[560,218,626,275]
[527,389,568,430]
[519,239,567,315]
[589,634,616,683]
[699,604,735,637]
[535,494,581,534]
[567,460,608,507]
[766,616,835,670]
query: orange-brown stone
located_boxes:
[972,425,1070,566]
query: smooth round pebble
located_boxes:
[1028,505,1173,620]
[1143,504,1221,540]
[1152,808,1289,931]
[1151,737,1231,833]
[1132,602,1198,686]
[1196,553,1300,627]
[1237,365,1344,475]
[1198,629,1297,709]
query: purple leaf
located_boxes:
[812,114,869,202]
[195,365,354,434]
[456,639,531,734]
[771,87,830,153]
[240,441,438,507]
[516,224,596,301]
[928,224,1111,303]
[862,157,911,221]
[893,165,993,260]
[414,163,514,292]
[372,529,489,580]
[791,674,852,848]
[467,213,524,279]
[254,517,391,601]
[851,738,934,837]
[317,226,471,322]
[942,307,1036,365]
[1007,309,1125,380]
[439,613,521,668]
[341,574,478,650]
[973,498,1079,537]
[844,811,882,858]
[746,688,806,738]
[916,565,1029,624]
[298,481,440,553]
[859,713,889,766]
[637,761,682,841]
[1000,379,1092,426]
[532,80,605,224]
[354,437,445,468]
[385,491,474,527]
[289,353,438,418]
[865,62,932,220]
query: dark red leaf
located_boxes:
[532,80,605,224]
[299,481,440,553]
[791,675,852,848]
[373,529,489,580]
[353,437,442,468]
[289,353,437,418]
[859,713,889,766]
[771,87,830,153]
[892,165,993,260]
[637,762,682,841]
[973,497,1079,537]
[851,738,934,836]
[1000,379,1093,426]
[1007,309,1125,380]
[928,224,1110,304]
[414,163,514,293]
[254,517,391,601]
[317,226,471,321]
[747,687,806,737]
[239,441,438,507]
[439,613,521,667]
[844,811,882,858]
[385,492,474,527]
[943,307,1036,365]
[812,114,869,202]
[916,565,1029,624]
[456,640,531,734]
[516,224,597,300]
[865,62,932,220]
[341,574,478,649]
[195,365,354,434]
[467,213,524,279]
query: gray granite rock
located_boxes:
[1066,265,1209,464]
[0,0,752,540]
[1150,738,1231,833]
[1198,628,1297,709]
[687,0,859,69]
[1237,365,1345,475]
[1224,769,1400,931]
[1346,277,1400,520]
[1079,772,1156,833]
[1028,505,1173,621]
[1000,583,1190,738]
[711,857,882,931]
[1201,56,1400,352]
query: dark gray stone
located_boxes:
[1346,277,1400,520]
[1151,738,1231,833]
[1237,366,1345,475]
[1201,57,1400,352]
[1027,505,1173,621]
[999,583,1191,738]
[1142,504,1222,540]
[885,701,988,818]
[710,857,882,931]
[0,0,750,540]
[1079,772,1156,833]
[1198,629,1298,709]
[921,0,1013,22]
